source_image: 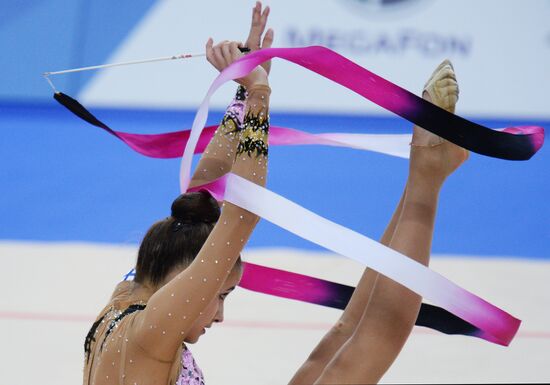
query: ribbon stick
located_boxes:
[43,52,205,93]
[43,53,205,77]
[43,47,253,78]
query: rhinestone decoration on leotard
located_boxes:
[218,86,247,139]
[236,112,269,158]
[84,313,108,362]
[100,304,146,352]
[235,85,247,101]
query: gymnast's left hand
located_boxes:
[244,1,274,75]
[206,39,268,88]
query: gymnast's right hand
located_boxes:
[206,39,268,89]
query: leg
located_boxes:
[288,187,407,384]
[314,61,467,384]
[289,60,458,385]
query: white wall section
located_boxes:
[80,0,550,118]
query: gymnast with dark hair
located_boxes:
[83,2,469,384]
[83,3,273,384]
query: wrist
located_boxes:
[242,67,269,89]
[247,83,271,94]
[243,78,269,89]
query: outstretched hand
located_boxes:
[205,39,268,88]
[245,1,274,75]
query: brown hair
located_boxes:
[135,191,230,286]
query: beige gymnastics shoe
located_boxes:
[411,59,461,148]
[410,59,468,177]
[422,59,459,114]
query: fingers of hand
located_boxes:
[252,2,261,25]
[252,2,269,29]
[229,42,243,60]
[221,42,233,65]
[260,6,270,28]
[261,28,274,49]
[209,40,244,72]
[211,40,229,70]
[206,38,215,66]
[247,2,269,49]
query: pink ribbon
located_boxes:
[180,45,543,194]
[98,124,411,160]
[55,46,539,346]
[177,46,535,346]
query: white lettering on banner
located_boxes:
[285,28,472,57]
[79,0,550,118]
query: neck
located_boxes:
[129,281,155,303]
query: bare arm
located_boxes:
[131,41,271,362]
[188,85,247,191]
[189,1,272,192]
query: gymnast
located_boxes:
[83,2,468,384]
[83,3,273,384]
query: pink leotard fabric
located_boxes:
[176,347,205,385]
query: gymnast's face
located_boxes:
[184,265,243,344]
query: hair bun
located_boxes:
[170,191,220,224]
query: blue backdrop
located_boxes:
[1,100,548,258]
[1,0,548,259]
[0,0,156,101]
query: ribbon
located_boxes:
[179,45,544,194]
[224,173,519,346]
[53,92,412,159]
[174,46,538,346]
[123,263,481,339]
[54,85,482,339]
[239,262,481,338]
[54,46,541,346]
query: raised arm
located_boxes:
[188,85,247,190]
[189,1,273,191]
[131,41,271,362]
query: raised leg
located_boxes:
[288,185,406,385]
[311,61,467,384]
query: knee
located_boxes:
[305,322,354,363]
[331,319,356,337]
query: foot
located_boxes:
[410,59,469,181]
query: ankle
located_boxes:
[409,149,449,182]
[406,171,444,198]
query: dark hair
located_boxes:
[134,191,224,286]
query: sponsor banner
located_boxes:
[80,0,550,118]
